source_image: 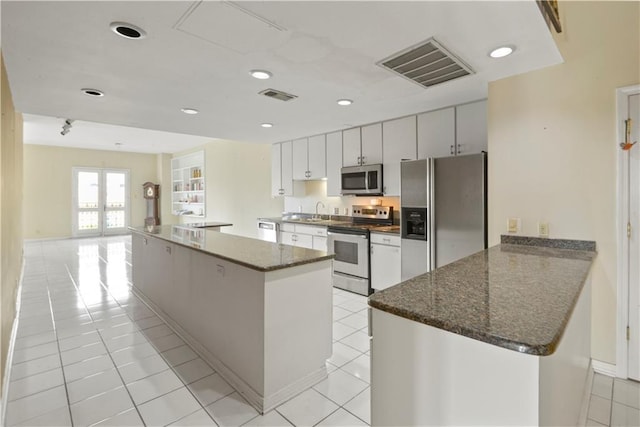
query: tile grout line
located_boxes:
[47,281,76,427]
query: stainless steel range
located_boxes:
[327,205,393,296]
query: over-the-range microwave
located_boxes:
[341,164,383,196]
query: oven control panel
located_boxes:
[352,205,392,220]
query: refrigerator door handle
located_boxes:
[429,158,436,271]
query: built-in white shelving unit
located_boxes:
[171,151,205,218]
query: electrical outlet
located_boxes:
[334,207,339,215]
[507,218,520,233]
[538,222,549,237]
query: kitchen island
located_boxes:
[368,236,596,426]
[130,225,334,413]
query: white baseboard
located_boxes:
[592,359,617,377]
[1,259,25,426]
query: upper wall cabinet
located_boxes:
[308,135,327,180]
[326,131,343,197]
[342,128,362,167]
[292,135,327,180]
[382,116,417,196]
[343,124,383,167]
[455,100,487,156]
[417,107,455,159]
[361,123,383,166]
[272,141,304,197]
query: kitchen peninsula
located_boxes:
[369,236,596,426]
[130,225,334,413]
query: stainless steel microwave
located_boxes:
[341,164,383,196]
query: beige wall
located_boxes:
[488,1,639,364]
[156,153,174,225]
[177,140,283,238]
[1,54,24,389]
[23,145,158,239]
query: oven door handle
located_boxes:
[327,231,368,239]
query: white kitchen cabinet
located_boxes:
[292,135,326,180]
[281,223,327,250]
[326,131,343,196]
[292,138,309,180]
[342,128,362,167]
[308,135,327,179]
[361,123,383,166]
[417,107,455,158]
[370,233,401,291]
[455,100,487,155]
[281,231,313,249]
[382,116,417,196]
[272,141,304,197]
[313,236,327,251]
[343,124,383,167]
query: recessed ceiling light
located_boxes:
[261,123,273,128]
[337,99,353,106]
[489,46,515,58]
[110,22,147,39]
[250,70,272,80]
[81,88,104,97]
[181,108,199,115]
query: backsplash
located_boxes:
[283,181,400,218]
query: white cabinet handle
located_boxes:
[143,238,147,245]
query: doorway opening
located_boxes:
[617,85,639,381]
[72,167,130,237]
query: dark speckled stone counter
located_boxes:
[368,237,596,356]
[130,225,333,272]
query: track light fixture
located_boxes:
[60,119,74,136]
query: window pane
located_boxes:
[106,173,125,208]
[78,172,99,209]
[105,211,125,229]
[78,211,99,230]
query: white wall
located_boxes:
[488,1,639,364]
[176,140,283,239]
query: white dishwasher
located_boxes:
[257,219,279,242]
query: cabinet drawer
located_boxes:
[281,223,295,232]
[370,233,400,246]
[295,224,327,237]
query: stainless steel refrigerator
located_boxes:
[400,153,487,280]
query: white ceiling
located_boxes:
[2,1,562,153]
[22,114,215,154]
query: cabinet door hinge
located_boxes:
[627,326,630,341]
[628,222,632,238]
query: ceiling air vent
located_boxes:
[259,88,298,102]
[378,38,474,89]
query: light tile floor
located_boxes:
[5,236,640,426]
[4,236,371,426]
[587,373,640,427]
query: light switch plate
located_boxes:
[507,218,521,233]
[538,222,549,237]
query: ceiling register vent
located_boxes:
[259,88,298,102]
[378,38,474,89]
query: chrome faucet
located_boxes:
[315,201,325,219]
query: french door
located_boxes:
[72,168,130,237]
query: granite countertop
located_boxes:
[178,221,233,229]
[130,225,334,272]
[368,236,596,356]
[274,215,401,235]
